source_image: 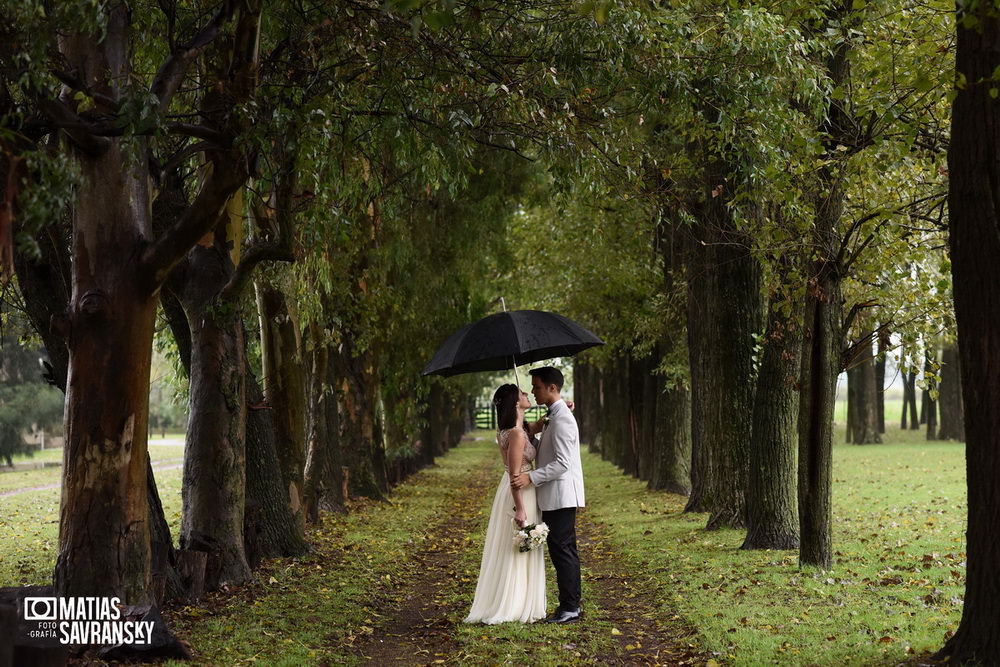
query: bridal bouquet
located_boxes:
[511,520,549,552]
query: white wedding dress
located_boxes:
[464,428,546,624]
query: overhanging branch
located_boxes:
[141,153,248,288]
[150,0,240,113]
[218,241,295,304]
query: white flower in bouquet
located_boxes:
[513,521,549,552]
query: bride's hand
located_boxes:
[514,508,527,528]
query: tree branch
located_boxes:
[158,141,213,181]
[37,100,111,155]
[51,69,121,112]
[165,123,228,143]
[842,299,879,337]
[150,0,240,113]
[218,241,294,304]
[141,153,247,288]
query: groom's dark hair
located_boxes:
[529,366,563,391]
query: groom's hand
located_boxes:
[511,473,532,490]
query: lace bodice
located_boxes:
[498,428,537,474]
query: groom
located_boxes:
[512,366,584,624]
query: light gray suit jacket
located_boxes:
[527,399,585,511]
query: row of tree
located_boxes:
[0,0,560,616]
[499,0,992,661]
[1,0,999,661]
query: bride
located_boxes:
[464,383,546,624]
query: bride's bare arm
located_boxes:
[506,429,528,527]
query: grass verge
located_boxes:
[582,426,964,665]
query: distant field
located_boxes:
[0,465,183,588]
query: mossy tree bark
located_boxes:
[935,4,1000,660]
[256,280,308,532]
[937,344,964,442]
[684,156,763,530]
[743,283,801,550]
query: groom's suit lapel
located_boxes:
[541,403,559,451]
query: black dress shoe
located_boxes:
[544,609,581,624]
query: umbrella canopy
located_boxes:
[422,309,604,377]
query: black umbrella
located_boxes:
[421,309,604,378]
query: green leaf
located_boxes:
[914,74,934,93]
[423,10,454,31]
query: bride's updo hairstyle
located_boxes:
[493,384,520,430]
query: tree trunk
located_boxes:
[592,367,606,455]
[334,341,388,500]
[684,166,763,529]
[935,6,1000,661]
[573,360,587,445]
[245,369,309,562]
[650,380,691,495]
[54,43,159,603]
[148,461,184,603]
[848,339,881,444]
[54,1,256,603]
[901,370,910,429]
[907,370,920,429]
[625,355,645,479]
[920,385,929,425]
[610,356,630,469]
[162,270,305,565]
[428,382,448,458]
[256,281,307,532]
[323,343,346,507]
[12,221,71,391]
[743,288,801,550]
[797,1,854,569]
[797,262,840,568]
[178,240,252,589]
[684,344,706,513]
[937,344,965,442]
[15,184,187,604]
[846,365,856,444]
[875,329,888,434]
[924,348,938,441]
[304,326,330,522]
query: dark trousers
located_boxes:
[542,507,581,611]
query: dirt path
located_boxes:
[0,459,185,498]
[577,510,710,665]
[348,446,498,665]
[347,443,709,666]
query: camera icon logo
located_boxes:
[24,597,58,621]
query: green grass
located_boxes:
[0,467,60,494]
[0,427,966,665]
[166,435,509,666]
[167,433,619,666]
[584,424,965,665]
[5,439,185,467]
[0,466,184,587]
[0,444,184,495]
[5,448,64,465]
